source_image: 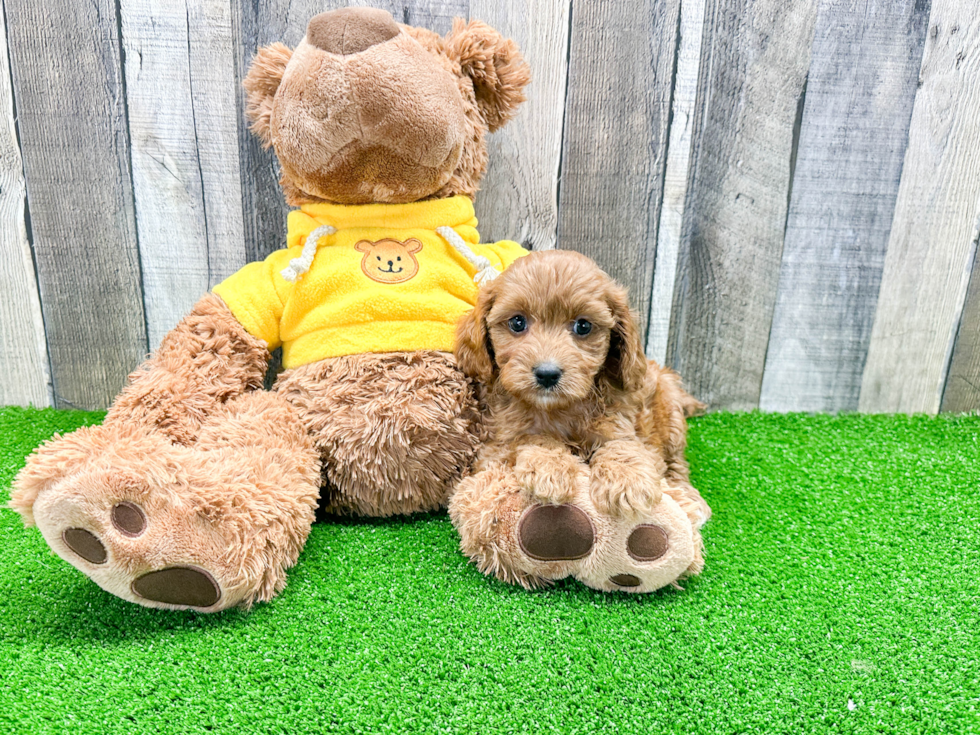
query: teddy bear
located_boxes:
[10,7,531,612]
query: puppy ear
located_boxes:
[445,19,530,132]
[243,42,293,147]
[455,279,498,382]
[602,282,648,394]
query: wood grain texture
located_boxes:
[558,0,681,342]
[6,0,146,410]
[470,0,569,249]
[646,0,707,362]
[121,0,246,350]
[0,5,49,407]
[860,2,980,413]
[231,1,470,264]
[942,231,980,412]
[666,0,818,410]
[759,0,929,412]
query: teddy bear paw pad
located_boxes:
[62,528,107,565]
[626,524,669,561]
[609,574,642,588]
[517,504,595,561]
[110,502,147,537]
[131,567,221,608]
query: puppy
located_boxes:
[455,249,709,525]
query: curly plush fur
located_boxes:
[11,8,531,612]
[449,251,710,593]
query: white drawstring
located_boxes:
[435,226,501,284]
[280,224,337,282]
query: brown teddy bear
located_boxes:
[10,7,530,612]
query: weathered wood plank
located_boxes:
[121,0,246,349]
[6,0,146,410]
[860,2,980,414]
[231,1,471,264]
[402,0,469,35]
[646,0,707,362]
[666,0,818,410]
[471,0,569,249]
[558,0,681,342]
[0,4,49,407]
[942,232,980,412]
[759,0,930,413]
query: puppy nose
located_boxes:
[306,8,400,55]
[533,363,563,389]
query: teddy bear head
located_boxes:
[244,7,531,206]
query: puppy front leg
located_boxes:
[513,436,583,505]
[590,439,667,519]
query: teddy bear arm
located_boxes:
[104,293,271,445]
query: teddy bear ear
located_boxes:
[445,19,530,133]
[243,42,293,147]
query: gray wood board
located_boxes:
[121,0,246,349]
[666,0,818,410]
[647,0,708,362]
[860,2,980,413]
[471,0,570,250]
[231,0,470,264]
[557,0,681,342]
[942,232,980,412]
[6,0,147,410]
[0,5,49,407]
[759,0,929,412]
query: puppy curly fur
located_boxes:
[455,250,709,521]
[450,251,710,589]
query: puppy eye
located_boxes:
[397,256,402,261]
[508,315,528,334]
[573,318,593,336]
[376,256,381,261]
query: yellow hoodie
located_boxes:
[213,196,527,369]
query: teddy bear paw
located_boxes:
[33,477,233,611]
[571,492,700,594]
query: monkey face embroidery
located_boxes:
[355,238,423,284]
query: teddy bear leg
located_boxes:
[449,462,598,589]
[274,351,483,516]
[13,391,319,611]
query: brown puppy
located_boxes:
[450,250,710,592]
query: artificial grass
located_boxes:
[0,407,977,734]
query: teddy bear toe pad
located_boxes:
[627,524,669,561]
[110,502,147,537]
[609,574,642,587]
[62,528,107,565]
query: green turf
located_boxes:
[0,407,977,734]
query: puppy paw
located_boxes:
[589,441,665,519]
[514,444,583,505]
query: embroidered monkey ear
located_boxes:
[243,42,293,147]
[445,19,530,132]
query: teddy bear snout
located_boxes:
[306,7,400,56]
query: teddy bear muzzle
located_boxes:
[306,7,401,56]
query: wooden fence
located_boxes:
[1,0,978,413]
